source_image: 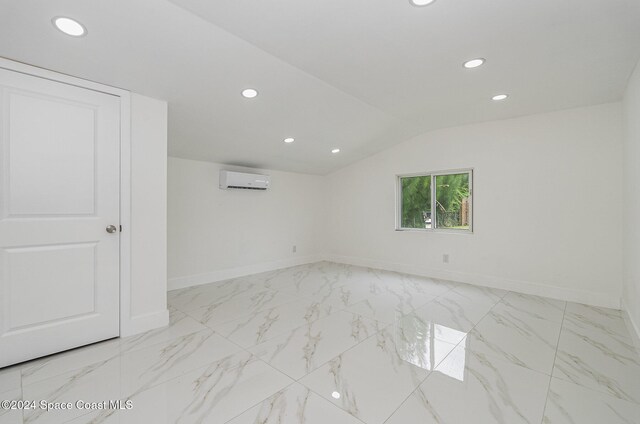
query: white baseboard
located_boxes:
[323,254,621,309]
[168,255,324,291]
[120,308,170,337]
[622,297,640,356]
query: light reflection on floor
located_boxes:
[394,313,467,381]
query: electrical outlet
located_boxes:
[292,245,297,253]
[443,254,449,264]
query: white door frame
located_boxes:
[0,57,134,337]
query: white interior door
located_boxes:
[0,68,121,368]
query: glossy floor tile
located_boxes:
[0,389,22,424]
[0,368,21,393]
[563,303,631,342]
[543,378,640,424]
[553,310,640,403]
[386,341,550,424]
[500,291,566,323]
[465,300,563,374]
[210,301,322,348]
[118,329,243,396]
[22,357,121,424]
[225,383,363,424]
[186,289,300,328]
[406,287,501,341]
[167,277,273,312]
[298,325,438,424]
[2,262,639,424]
[117,352,292,424]
[344,288,435,324]
[249,311,382,379]
[118,308,207,354]
[265,262,352,298]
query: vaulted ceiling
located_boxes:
[1,0,639,174]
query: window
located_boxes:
[397,170,472,232]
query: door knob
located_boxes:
[106,225,118,234]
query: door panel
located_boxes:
[0,68,121,368]
[5,242,97,329]
[7,91,96,216]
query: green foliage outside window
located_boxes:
[435,173,470,229]
[401,175,431,229]
[400,172,471,230]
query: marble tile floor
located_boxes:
[1,261,639,424]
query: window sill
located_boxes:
[395,228,474,235]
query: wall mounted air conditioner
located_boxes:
[219,170,270,190]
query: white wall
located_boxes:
[324,103,624,307]
[122,93,169,336]
[623,62,640,341]
[167,158,325,289]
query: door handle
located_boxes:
[106,225,118,234]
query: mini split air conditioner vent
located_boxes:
[219,170,270,190]
[227,185,265,190]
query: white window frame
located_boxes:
[396,168,473,233]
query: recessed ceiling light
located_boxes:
[284,138,295,143]
[331,148,340,154]
[52,17,86,37]
[463,58,485,69]
[332,391,341,399]
[492,94,509,101]
[409,0,436,6]
[241,88,258,99]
